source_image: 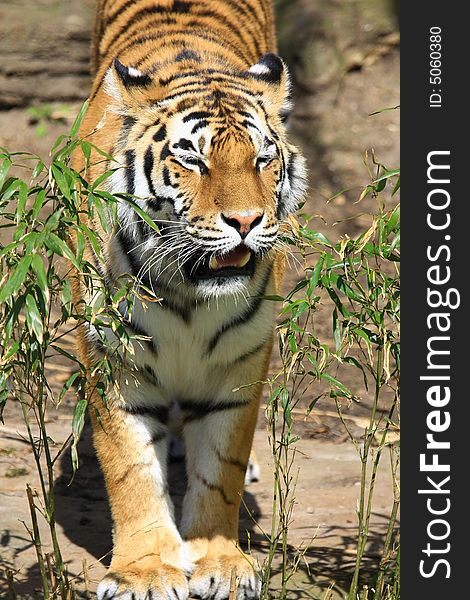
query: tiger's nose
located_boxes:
[221,210,264,238]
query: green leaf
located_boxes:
[332,309,342,352]
[50,134,68,155]
[375,179,387,193]
[343,356,369,391]
[25,293,44,343]
[59,372,81,402]
[0,255,33,303]
[1,178,21,202]
[3,296,25,342]
[80,140,92,165]
[389,232,400,253]
[51,164,71,199]
[299,228,332,246]
[392,176,400,195]
[1,340,20,363]
[259,294,285,302]
[60,280,73,319]
[70,100,89,138]
[358,184,374,202]
[16,181,29,224]
[50,344,80,364]
[307,255,324,297]
[32,160,46,180]
[321,372,354,399]
[81,224,103,259]
[71,397,88,472]
[385,204,400,234]
[75,228,85,263]
[31,254,49,296]
[44,233,79,269]
[373,169,400,184]
[91,169,117,191]
[91,193,111,232]
[325,286,351,318]
[0,158,12,188]
[124,197,161,233]
[32,188,47,220]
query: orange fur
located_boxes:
[72,2,306,598]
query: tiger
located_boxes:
[72,1,307,599]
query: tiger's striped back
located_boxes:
[91,0,276,81]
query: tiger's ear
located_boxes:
[104,59,153,108]
[247,53,292,120]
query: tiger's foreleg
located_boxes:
[180,379,268,600]
[90,384,193,600]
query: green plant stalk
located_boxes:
[348,346,383,599]
[37,389,71,598]
[26,484,50,599]
[261,399,279,599]
[17,300,72,598]
[374,495,399,599]
[373,437,400,599]
[279,419,289,598]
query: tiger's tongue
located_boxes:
[210,246,251,270]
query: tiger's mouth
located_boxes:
[185,245,255,280]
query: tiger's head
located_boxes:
[104,53,307,297]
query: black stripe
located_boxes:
[144,145,158,197]
[153,125,167,142]
[105,0,134,25]
[180,399,249,423]
[225,0,264,27]
[160,141,172,161]
[115,228,154,296]
[191,120,208,134]
[120,115,137,146]
[102,8,177,57]
[122,403,169,424]
[194,7,261,58]
[182,110,212,122]
[231,340,269,365]
[139,364,160,387]
[206,265,272,354]
[194,473,235,506]
[126,321,157,352]
[159,297,191,323]
[174,138,196,152]
[287,153,296,180]
[175,49,201,62]
[148,431,166,445]
[124,149,136,194]
[120,309,158,353]
[115,30,249,64]
[145,196,169,212]
[162,166,176,187]
[213,447,246,472]
[158,70,258,95]
[277,154,289,219]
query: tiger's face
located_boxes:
[105,54,307,297]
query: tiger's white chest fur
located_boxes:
[139,297,273,398]
[104,252,276,417]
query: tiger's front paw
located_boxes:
[189,554,261,600]
[97,562,191,600]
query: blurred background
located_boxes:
[0,1,399,598]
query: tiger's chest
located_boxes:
[125,276,276,401]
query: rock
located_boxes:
[0,0,94,108]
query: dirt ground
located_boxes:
[0,1,400,598]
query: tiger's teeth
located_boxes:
[209,256,219,270]
[238,251,251,267]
